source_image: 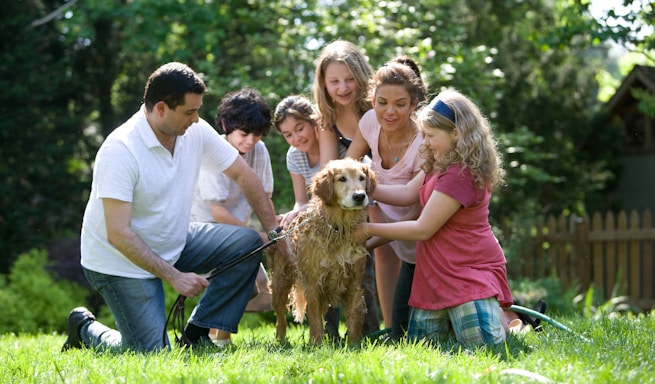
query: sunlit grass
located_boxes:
[2,312,654,383]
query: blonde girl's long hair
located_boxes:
[418,88,505,190]
[313,40,372,132]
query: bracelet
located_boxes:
[268,226,282,241]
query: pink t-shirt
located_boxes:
[409,164,513,310]
[359,109,422,263]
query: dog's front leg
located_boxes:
[305,294,325,345]
[343,259,367,344]
[343,287,365,344]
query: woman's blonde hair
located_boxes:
[313,40,372,131]
[418,88,505,190]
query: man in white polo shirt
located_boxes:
[62,62,287,352]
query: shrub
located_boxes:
[509,274,579,315]
[0,249,88,334]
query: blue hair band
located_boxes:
[429,98,455,123]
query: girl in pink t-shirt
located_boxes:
[357,88,513,348]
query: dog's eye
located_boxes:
[359,175,365,181]
[338,176,347,182]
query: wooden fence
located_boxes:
[509,209,655,310]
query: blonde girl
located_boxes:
[312,41,381,338]
[313,40,373,168]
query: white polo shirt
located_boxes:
[81,106,238,278]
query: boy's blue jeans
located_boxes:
[81,222,262,352]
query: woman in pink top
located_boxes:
[357,88,513,348]
[347,56,426,340]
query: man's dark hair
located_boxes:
[215,88,271,136]
[143,62,207,112]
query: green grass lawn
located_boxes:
[2,312,654,383]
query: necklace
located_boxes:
[384,130,415,163]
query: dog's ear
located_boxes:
[312,166,333,203]
[363,164,377,195]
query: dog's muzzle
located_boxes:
[341,192,369,209]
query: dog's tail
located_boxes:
[290,284,307,322]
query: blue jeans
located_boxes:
[81,222,262,352]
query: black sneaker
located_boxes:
[515,300,547,332]
[62,307,96,351]
[176,335,230,351]
[532,300,547,329]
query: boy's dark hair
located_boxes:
[143,62,206,112]
[215,88,271,136]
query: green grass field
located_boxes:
[2,312,654,383]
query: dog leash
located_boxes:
[164,226,284,348]
[164,219,312,348]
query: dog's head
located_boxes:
[311,158,377,209]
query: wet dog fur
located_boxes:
[268,158,377,345]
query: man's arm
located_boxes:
[103,198,209,298]
[223,156,293,261]
[223,156,278,233]
[209,202,269,243]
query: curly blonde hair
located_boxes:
[418,88,505,190]
[313,40,372,132]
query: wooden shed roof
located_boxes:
[606,65,655,116]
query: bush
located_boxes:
[509,275,579,315]
[0,249,89,334]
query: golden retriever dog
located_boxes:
[268,158,377,345]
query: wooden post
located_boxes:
[643,211,653,308]
[573,214,590,290]
[591,212,604,299]
[629,210,641,301]
[606,211,617,301]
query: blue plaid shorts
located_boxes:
[408,297,506,348]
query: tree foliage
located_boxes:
[1,0,646,272]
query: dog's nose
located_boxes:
[352,192,366,204]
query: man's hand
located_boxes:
[170,271,210,299]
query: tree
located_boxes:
[0,0,635,272]
[0,0,95,273]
